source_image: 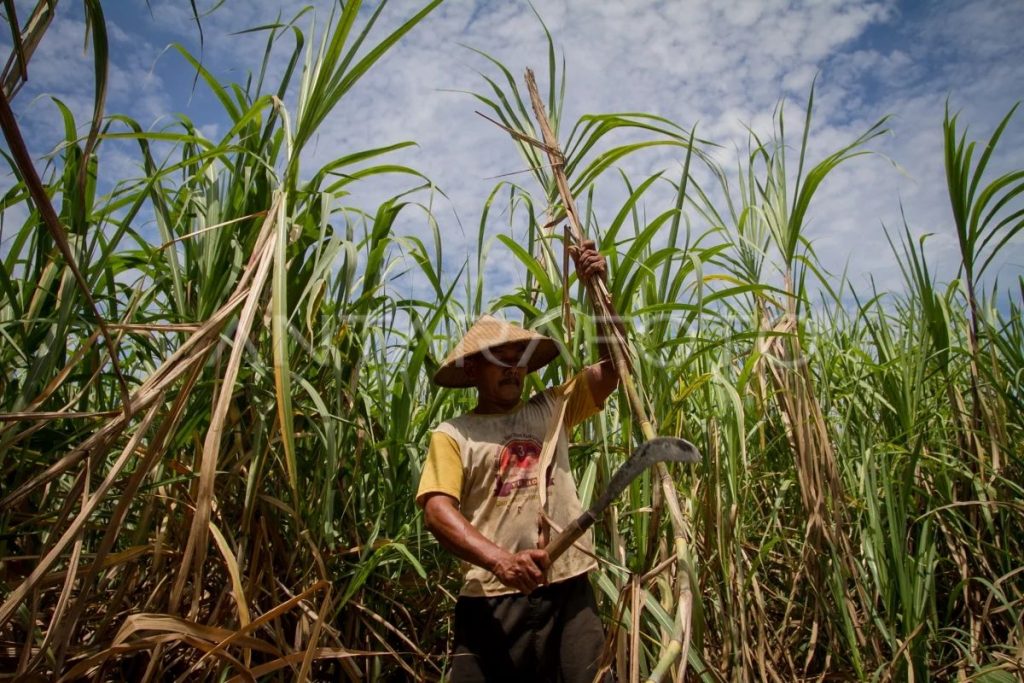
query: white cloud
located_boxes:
[4,0,1022,308]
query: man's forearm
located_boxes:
[421,493,549,593]
[585,314,625,405]
[423,495,508,572]
[571,239,622,400]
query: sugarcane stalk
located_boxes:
[523,67,692,682]
[523,69,655,442]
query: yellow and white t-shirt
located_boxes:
[416,373,600,597]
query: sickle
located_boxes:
[544,437,700,563]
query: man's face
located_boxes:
[467,342,530,409]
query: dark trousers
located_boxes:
[450,573,610,682]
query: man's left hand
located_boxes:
[570,239,606,282]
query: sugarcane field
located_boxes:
[1,1,1022,681]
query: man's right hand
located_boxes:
[491,549,550,594]
[421,493,551,594]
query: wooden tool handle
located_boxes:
[546,510,596,563]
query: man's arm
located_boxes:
[421,492,549,594]
[571,239,622,406]
[584,356,618,407]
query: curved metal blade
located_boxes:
[589,437,700,515]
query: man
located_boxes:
[417,242,617,682]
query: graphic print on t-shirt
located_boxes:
[493,437,543,498]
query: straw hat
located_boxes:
[432,314,560,388]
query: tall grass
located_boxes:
[1,2,449,679]
[1,3,1021,681]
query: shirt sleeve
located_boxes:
[416,430,463,506]
[562,371,600,428]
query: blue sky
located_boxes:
[4,0,1023,308]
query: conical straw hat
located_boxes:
[433,314,560,388]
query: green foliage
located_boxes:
[944,102,1024,287]
[0,4,1021,682]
